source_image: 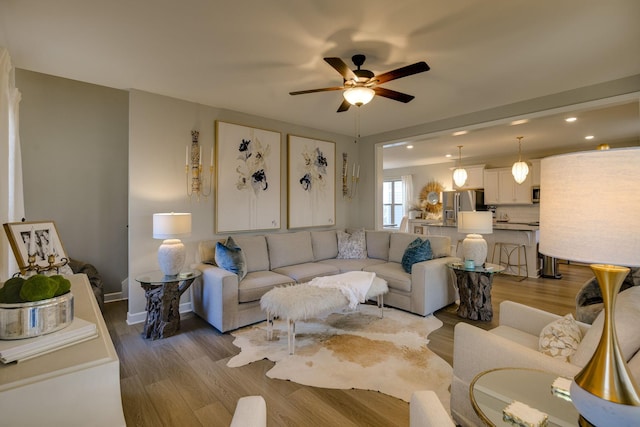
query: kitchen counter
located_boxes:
[415,221,539,232]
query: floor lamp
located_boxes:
[539,147,640,426]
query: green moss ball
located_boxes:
[0,277,26,303]
[50,275,71,296]
[20,275,57,302]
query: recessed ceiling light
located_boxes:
[406,145,414,149]
[453,130,468,136]
[565,117,577,122]
[445,154,452,158]
[510,119,529,126]
[585,135,594,140]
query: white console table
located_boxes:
[0,274,125,426]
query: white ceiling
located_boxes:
[1,0,639,162]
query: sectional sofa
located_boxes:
[192,229,458,332]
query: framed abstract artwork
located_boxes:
[287,135,335,228]
[215,121,282,233]
[3,221,68,274]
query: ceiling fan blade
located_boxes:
[374,87,415,103]
[337,99,351,112]
[370,61,430,85]
[289,86,344,95]
[324,57,357,81]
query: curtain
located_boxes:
[0,47,25,280]
[401,174,413,216]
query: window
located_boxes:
[383,179,404,227]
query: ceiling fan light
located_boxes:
[343,87,375,106]
[453,167,468,187]
[512,161,529,184]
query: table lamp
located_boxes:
[457,211,493,267]
[153,212,192,277]
[539,147,640,426]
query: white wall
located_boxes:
[127,90,358,323]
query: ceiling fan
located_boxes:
[289,54,430,112]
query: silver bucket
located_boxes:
[0,292,74,340]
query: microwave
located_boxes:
[532,186,540,203]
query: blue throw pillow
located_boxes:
[401,238,433,273]
[215,236,247,280]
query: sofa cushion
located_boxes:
[238,270,294,303]
[272,262,339,283]
[388,233,425,264]
[318,258,386,273]
[311,230,338,261]
[366,230,391,260]
[571,286,640,367]
[266,232,314,269]
[538,313,582,362]
[364,262,412,293]
[337,229,367,259]
[198,240,217,264]
[233,235,270,273]
[490,325,540,350]
[215,237,247,280]
[427,236,452,259]
[401,238,433,273]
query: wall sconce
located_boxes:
[186,130,213,201]
[342,153,359,200]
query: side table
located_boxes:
[446,262,504,321]
[135,269,202,339]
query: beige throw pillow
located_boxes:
[539,313,582,362]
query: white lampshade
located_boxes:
[153,213,192,239]
[511,161,529,184]
[458,211,493,266]
[452,167,468,188]
[343,87,375,106]
[539,148,639,267]
[152,213,192,276]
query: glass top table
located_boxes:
[470,368,580,426]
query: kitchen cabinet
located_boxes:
[483,168,532,205]
[530,159,541,187]
[453,165,485,190]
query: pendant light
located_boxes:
[511,136,529,184]
[453,145,468,187]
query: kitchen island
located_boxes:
[410,220,540,278]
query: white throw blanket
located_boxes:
[308,271,375,309]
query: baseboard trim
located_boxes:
[126,301,193,325]
[104,291,125,303]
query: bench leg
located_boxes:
[266,311,274,341]
[287,318,296,355]
[378,294,384,318]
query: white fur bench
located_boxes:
[260,276,388,354]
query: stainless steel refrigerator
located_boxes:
[442,190,486,225]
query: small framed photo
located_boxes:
[3,221,68,274]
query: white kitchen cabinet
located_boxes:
[453,165,485,190]
[530,159,541,187]
[483,167,532,205]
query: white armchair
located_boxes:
[230,396,266,427]
[410,391,455,427]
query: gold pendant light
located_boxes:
[511,136,529,184]
[453,145,468,187]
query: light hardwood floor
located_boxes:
[103,263,592,427]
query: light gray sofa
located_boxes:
[192,230,458,332]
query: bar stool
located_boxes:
[492,242,528,281]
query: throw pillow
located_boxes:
[401,238,433,273]
[539,313,582,362]
[215,236,247,280]
[337,229,366,259]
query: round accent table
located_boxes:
[135,269,202,339]
[446,262,504,321]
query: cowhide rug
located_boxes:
[227,304,452,409]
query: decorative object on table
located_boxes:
[452,145,467,188]
[418,181,444,216]
[215,121,281,233]
[227,304,451,406]
[287,135,335,228]
[186,130,213,202]
[3,221,69,275]
[511,136,529,184]
[135,269,202,339]
[341,153,359,200]
[457,211,493,266]
[502,401,548,427]
[152,212,192,277]
[539,147,640,426]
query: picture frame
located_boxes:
[3,221,68,274]
[287,135,336,228]
[215,121,282,233]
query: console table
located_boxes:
[471,368,580,426]
[136,269,201,339]
[0,274,125,426]
[447,262,504,321]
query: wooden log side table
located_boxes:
[135,269,202,339]
[446,262,504,321]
